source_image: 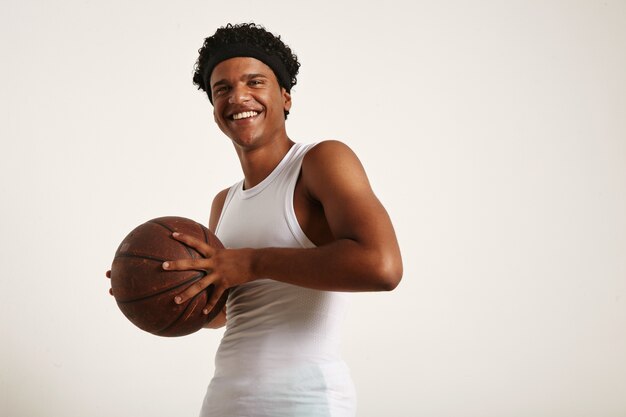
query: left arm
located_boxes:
[165,141,403,314]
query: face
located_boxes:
[209,57,292,149]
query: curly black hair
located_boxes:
[193,23,300,117]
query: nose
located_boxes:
[228,84,251,104]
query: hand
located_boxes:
[162,232,255,315]
[105,270,113,295]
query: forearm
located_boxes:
[249,239,402,292]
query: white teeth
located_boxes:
[232,111,258,120]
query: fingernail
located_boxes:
[172,232,180,237]
[174,296,182,304]
[162,262,169,269]
[203,308,209,315]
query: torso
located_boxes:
[201,142,356,416]
[211,140,334,246]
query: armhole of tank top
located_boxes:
[284,143,318,249]
[214,181,241,236]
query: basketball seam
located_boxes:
[155,289,208,336]
[115,271,206,303]
[149,218,201,259]
[115,253,167,262]
[199,221,209,244]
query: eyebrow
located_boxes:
[211,73,270,90]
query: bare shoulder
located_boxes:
[304,140,359,166]
[209,187,230,232]
[302,140,371,199]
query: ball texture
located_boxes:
[110,216,226,337]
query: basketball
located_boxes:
[110,216,227,337]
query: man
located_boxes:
[111,23,402,416]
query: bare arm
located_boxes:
[249,140,402,291]
[166,141,403,313]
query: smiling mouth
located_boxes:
[231,111,259,120]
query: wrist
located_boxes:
[244,247,262,281]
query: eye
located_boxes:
[249,79,264,87]
[213,85,230,96]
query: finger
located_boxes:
[203,285,226,316]
[172,232,217,258]
[106,270,111,279]
[162,258,213,272]
[174,273,216,305]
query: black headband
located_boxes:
[202,44,292,103]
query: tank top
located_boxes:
[199,142,356,417]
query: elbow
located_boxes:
[373,253,403,291]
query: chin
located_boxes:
[230,134,261,148]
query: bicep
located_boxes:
[303,141,397,247]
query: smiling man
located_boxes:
[169,23,403,417]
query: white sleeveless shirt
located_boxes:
[199,142,356,417]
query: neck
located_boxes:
[235,135,295,189]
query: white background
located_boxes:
[2,1,625,416]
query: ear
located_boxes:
[282,88,292,113]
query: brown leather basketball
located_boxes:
[110,216,227,337]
